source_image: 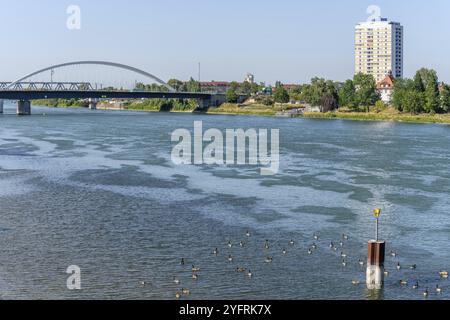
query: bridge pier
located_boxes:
[17,100,31,115]
[197,98,212,109]
[196,95,228,110]
[88,98,98,110]
[211,94,227,107]
[0,100,3,114]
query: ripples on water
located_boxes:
[0,103,450,300]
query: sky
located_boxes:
[0,0,449,84]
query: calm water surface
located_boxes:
[1,102,450,300]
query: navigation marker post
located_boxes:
[366,209,386,290]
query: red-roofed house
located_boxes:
[200,81,231,93]
[377,74,395,104]
[281,84,299,91]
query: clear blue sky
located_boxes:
[1,0,449,84]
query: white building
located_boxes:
[377,73,395,104]
[355,18,403,82]
[244,73,255,84]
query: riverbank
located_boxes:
[303,109,450,124]
[205,103,282,116]
[31,99,450,125]
[206,104,450,124]
[32,99,86,108]
[121,99,197,112]
[31,98,198,112]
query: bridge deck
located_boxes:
[0,90,215,101]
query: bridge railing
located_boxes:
[0,82,221,95]
[0,82,94,91]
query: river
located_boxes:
[1,101,450,300]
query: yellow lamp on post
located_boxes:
[373,209,381,241]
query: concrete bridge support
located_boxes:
[17,100,31,115]
[197,95,227,109]
[211,94,227,107]
[88,98,98,110]
[197,98,211,109]
[0,100,3,114]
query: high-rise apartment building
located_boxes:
[355,18,403,82]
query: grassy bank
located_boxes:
[32,99,87,108]
[207,103,450,124]
[206,103,285,116]
[124,99,197,112]
[303,108,450,124]
[32,98,450,125]
[33,98,198,113]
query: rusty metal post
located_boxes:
[366,240,385,290]
[367,209,385,290]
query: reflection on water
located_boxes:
[366,289,385,301]
[0,103,450,300]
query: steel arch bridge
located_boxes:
[3,60,176,92]
[0,60,232,115]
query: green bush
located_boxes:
[373,100,387,113]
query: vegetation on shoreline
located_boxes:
[206,103,450,124]
[33,99,87,108]
[206,103,284,116]
[302,108,450,124]
[30,67,450,125]
[123,99,197,112]
[210,67,450,125]
[34,98,198,113]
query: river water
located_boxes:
[0,102,450,300]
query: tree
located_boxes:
[415,68,438,89]
[305,78,325,106]
[135,82,146,91]
[288,85,303,101]
[338,80,357,109]
[320,93,338,112]
[300,84,313,104]
[229,81,239,91]
[300,78,338,108]
[256,95,274,106]
[241,81,252,95]
[251,83,262,95]
[226,86,238,103]
[392,78,415,112]
[424,72,440,113]
[403,91,425,114]
[186,77,200,92]
[353,73,380,112]
[273,85,290,103]
[440,84,450,113]
[413,72,425,92]
[167,79,185,92]
[374,100,387,113]
[392,88,406,112]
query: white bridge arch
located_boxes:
[6,61,175,92]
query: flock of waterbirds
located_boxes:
[159,230,449,300]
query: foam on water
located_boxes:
[2,109,450,299]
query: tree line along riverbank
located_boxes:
[30,99,450,125]
[30,66,450,125]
